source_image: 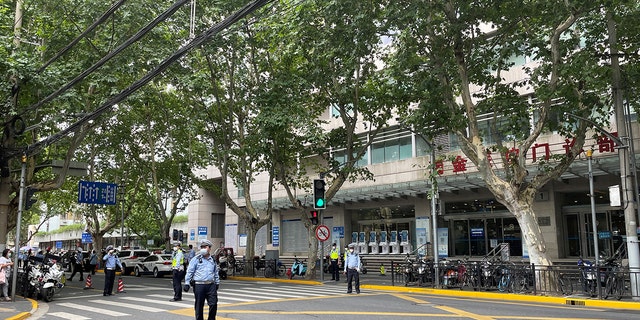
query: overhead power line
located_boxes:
[19,0,273,160]
[37,0,128,74]
[17,0,190,119]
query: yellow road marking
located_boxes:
[216,310,458,317]
[391,293,432,304]
[436,305,496,320]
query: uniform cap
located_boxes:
[348,244,355,249]
[200,239,213,247]
[106,245,114,251]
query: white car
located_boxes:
[117,249,151,275]
[133,254,173,278]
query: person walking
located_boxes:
[329,243,340,281]
[184,239,220,320]
[102,245,122,296]
[170,242,185,301]
[187,244,196,263]
[0,249,14,301]
[68,247,84,281]
[88,250,98,275]
[343,244,361,294]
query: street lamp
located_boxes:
[567,112,640,299]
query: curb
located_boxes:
[228,276,640,311]
[5,297,37,320]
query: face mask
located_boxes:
[349,249,354,253]
[199,248,208,255]
[173,247,178,251]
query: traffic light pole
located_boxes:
[320,210,324,282]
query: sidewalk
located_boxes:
[0,296,37,320]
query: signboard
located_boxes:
[315,225,330,242]
[198,226,208,241]
[78,181,118,205]
[333,226,344,238]
[272,226,280,247]
[81,232,93,244]
[55,241,62,249]
[598,231,612,239]
[471,228,484,237]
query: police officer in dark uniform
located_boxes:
[184,239,220,320]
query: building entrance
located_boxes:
[563,209,625,258]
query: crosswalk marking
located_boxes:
[136,295,193,307]
[57,303,130,317]
[89,299,168,312]
[47,312,91,320]
[243,287,338,296]
[51,283,346,319]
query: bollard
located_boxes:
[116,277,126,293]
[83,275,93,290]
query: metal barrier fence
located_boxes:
[388,259,640,300]
[232,258,289,279]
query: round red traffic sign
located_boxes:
[315,224,330,242]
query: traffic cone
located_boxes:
[116,277,126,293]
[83,275,93,289]
[379,263,386,276]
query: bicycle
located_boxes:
[264,260,286,278]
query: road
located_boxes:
[27,273,640,319]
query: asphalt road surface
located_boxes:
[26,273,640,320]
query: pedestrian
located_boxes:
[0,249,14,301]
[343,244,361,294]
[170,242,185,301]
[184,239,220,320]
[187,244,196,263]
[88,250,98,275]
[329,243,340,281]
[68,247,84,281]
[102,245,122,296]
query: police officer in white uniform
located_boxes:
[184,239,220,320]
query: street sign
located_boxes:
[78,180,118,205]
[315,224,330,242]
[81,232,93,244]
[272,226,279,247]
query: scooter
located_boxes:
[288,257,307,279]
[218,255,229,280]
[25,262,65,302]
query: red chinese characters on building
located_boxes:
[597,133,618,153]
[563,138,584,155]
[532,143,550,162]
[452,155,468,173]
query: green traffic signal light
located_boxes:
[313,179,326,209]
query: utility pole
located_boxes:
[608,12,640,300]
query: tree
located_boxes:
[386,1,626,266]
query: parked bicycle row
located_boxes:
[387,254,639,300]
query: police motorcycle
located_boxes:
[288,256,307,279]
[23,255,65,302]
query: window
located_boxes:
[211,213,225,238]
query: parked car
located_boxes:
[60,251,91,273]
[134,254,173,278]
[117,249,151,275]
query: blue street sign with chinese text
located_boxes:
[78,181,118,205]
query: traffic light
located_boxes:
[179,230,184,242]
[310,210,319,225]
[172,229,178,241]
[25,187,37,210]
[313,179,326,209]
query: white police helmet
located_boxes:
[200,239,213,247]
